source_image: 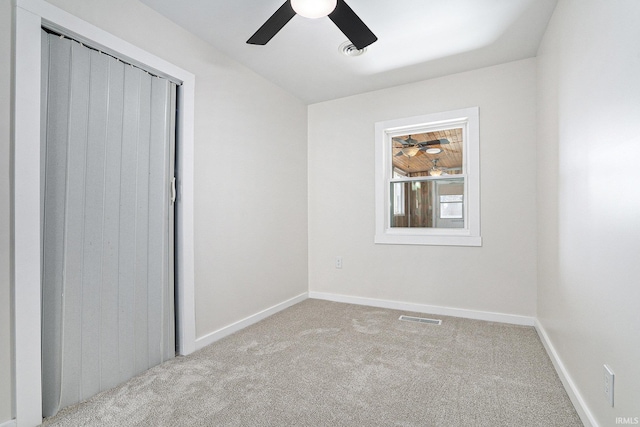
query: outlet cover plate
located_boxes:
[604,364,615,407]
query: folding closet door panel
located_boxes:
[40,30,49,233]
[57,36,91,412]
[119,63,152,381]
[147,78,176,368]
[41,31,176,417]
[42,32,80,417]
[41,29,70,419]
[100,55,126,393]
[79,47,111,401]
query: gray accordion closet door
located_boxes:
[41,30,176,418]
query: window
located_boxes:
[440,195,464,219]
[375,107,481,246]
[392,168,406,216]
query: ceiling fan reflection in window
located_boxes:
[393,135,451,157]
[247,0,378,50]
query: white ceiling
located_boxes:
[140,0,558,104]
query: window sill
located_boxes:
[374,233,482,247]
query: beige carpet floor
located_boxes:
[42,299,582,426]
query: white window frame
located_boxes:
[374,107,481,246]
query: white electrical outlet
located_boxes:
[335,256,343,269]
[604,364,615,407]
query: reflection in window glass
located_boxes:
[440,195,463,219]
[390,178,464,228]
[389,128,465,229]
[392,169,406,216]
[391,128,463,177]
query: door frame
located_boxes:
[12,1,196,425]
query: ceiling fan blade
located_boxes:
[247,1,296,45]
[393,136,419,146]
[328,0,377,50]
[417,138,451,147]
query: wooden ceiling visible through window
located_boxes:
[392,128,463,176]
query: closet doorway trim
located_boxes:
[12,1,196,425]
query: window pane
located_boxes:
[391,128,464,177]
[440,202,463,218]
[390,177,464,228]
[440,195,463,203]
[392,182,405,216]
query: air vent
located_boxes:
[339,41,367,57]
[399,315,442,325]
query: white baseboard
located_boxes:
[194,291,534,352]
[194,292,308,351]
[0,419,16,427]
[308,292,535,326]
[534,320,598,427]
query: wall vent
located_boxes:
[399,315,442,325]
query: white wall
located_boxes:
[308,58,538,318]
[38,0,309,340]
[7,1,638,425]
[536,1,640,424]
[2,0,308,423]
[1,1,14,423]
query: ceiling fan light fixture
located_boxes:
[403,146,420,157]
[430,158,443,176]
[291,0,337,19]
[247,0,377,49]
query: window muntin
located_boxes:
[375,107,480,246]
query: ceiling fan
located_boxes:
[247,0,378,50]
[393,136,450,157]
